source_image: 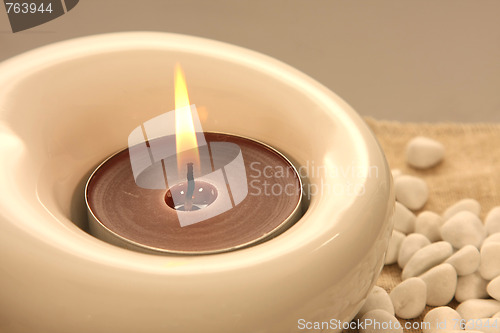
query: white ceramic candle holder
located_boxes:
[0,32,394,333]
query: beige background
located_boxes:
[1,0,499,122]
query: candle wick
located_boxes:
[185,162,195,211]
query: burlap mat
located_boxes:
[343,118,500,333]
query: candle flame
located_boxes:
[175,64,200,176]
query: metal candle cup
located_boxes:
[86,132,303,255]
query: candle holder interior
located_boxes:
[0,33,394,333]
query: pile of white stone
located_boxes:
[357,137,500,333]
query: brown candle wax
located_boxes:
[86,132,303,254]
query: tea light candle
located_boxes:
[85,66,303,255]
[86,132,302,255]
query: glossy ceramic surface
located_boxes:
[0,32,394,333]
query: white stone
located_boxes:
[360,309,403,333]
[398,233,431,269]
[392,169,402,180]
[422,306,462,333]
[389,277,427,319]
[455,272,490,303]
[457,299,500,322]
[443,198,481,220]
[483,233,500,246]
[393,202,417,234]
[480,242,500,280]
[487,276,500,301]
[465,318,500,333]
[402,241,453,280]
[394,175,429,211]
[405,136,445,169]
[440,211,487,249]
[385,230,406,265]
[415,211,444,242]
[420,263,457,306]
[445,245,481,276]
[485,207,500,235]
[356,286,395,319]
